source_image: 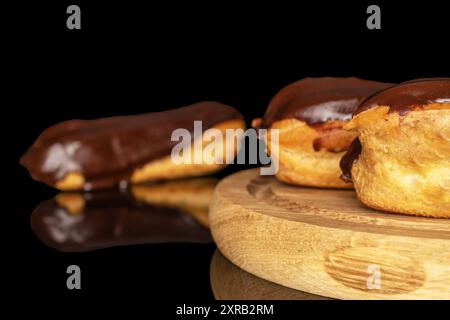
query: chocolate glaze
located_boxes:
[261,77,394,128]
[339,138,362,182]
[340,78,450,180]
[356,78,450,116]
[20,102,243,190]
[30,190,212,252]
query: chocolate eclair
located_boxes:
[30,178,215,252]
[21,102,246,191]
[254,77,393,188]
[341,78,450,217]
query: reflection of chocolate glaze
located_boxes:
[341,78,450,180]
[339,138,362,181]
[30,191,212,252]
[20,102,243,190]
[261,77,393,128]
[356,78,450,115]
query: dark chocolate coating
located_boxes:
[339,138,362,182]
[20,102,243,190]
[356,78,450,115]
[30,190,212,252]
[261,77,393,128]
[340,78,450,180]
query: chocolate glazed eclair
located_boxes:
[254,77,393,188]
[340,78,450,217]
[21,102,246,191]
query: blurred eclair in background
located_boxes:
[253,77,393,188]
[21,102,245,191]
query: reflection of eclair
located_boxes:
[131,178,217,227]
[254,78,393,188]
[341,78,450,217]
[30,178,216,252]
[21,102,245,191]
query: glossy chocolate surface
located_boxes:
[20,102,242,190]
[261,77,393,127]
[31,189,212,252]
[339,138,362,181]
[341,78,450,180]
[356,78,450,115]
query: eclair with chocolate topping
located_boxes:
[254,77,393,188]
[21,102,246,191]
[340,78,450,217]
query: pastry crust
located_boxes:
[258,77,392,189]
[54,119,245,191]
[266,118,356,188]
[345,104,450,217]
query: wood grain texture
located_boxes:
[210,250,329,300]
[209,169,450,300]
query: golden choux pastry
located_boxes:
[341,78,450,217]
[255,77,393,188]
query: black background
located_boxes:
[5,0,450,316]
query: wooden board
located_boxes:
[209,169,450,300]
[210,250,329,300]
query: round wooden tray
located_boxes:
[209,169,450,299]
